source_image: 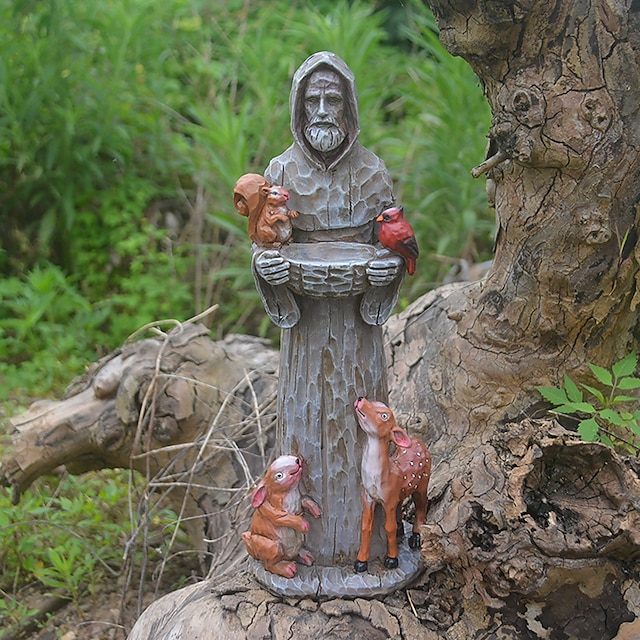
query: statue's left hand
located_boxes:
[366,250,402,287]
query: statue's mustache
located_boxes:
[307,117,342,128]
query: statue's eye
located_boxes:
[381,412,390,421]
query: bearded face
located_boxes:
[303,70,347,154]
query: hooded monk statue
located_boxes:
[251,52,406,572]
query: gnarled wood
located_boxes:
[1,324,279,570]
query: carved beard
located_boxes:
[304,122,347,153]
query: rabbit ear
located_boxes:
[251,483,268,508]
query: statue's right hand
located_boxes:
[254,249,291,285]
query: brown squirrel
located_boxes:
[233,173,299,247]
[242,455,321,578]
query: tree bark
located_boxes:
[396,0,640,435]
[378,0,640,632]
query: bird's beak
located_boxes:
[376,214,383,222]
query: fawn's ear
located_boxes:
[251,483,268,508]
[391,427,412,449]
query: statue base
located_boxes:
[249,523,423,598]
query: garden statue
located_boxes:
[240,51,422,595]
[353,397,431,573]
[242,455,321,578]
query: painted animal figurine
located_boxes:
[242,455,321,578]
[353,397,431,572]
[376,205,419,275]
[233,173,299,247]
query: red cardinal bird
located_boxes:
[376,206,419,275]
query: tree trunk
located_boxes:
[394,0,640,434]
[5,2,640,637]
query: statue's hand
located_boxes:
[367,250,403,287]
[255,249,291,285]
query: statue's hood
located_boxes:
[289,51,360,170]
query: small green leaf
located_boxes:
[582,384,605,404]
[564,375,583,402]
[578,418,600,442]
[599,433,614,448]
[599,409,628,426]
[612,394,638,404]
[589,364,613,387]
[616,377,640,390]
[537,386,569,406]
[630,423,640,437]
[553,402,596,414]
[612,352,637,378]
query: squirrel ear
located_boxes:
[391,427,412,449]
[261,185,270,195]
[251,483,268,508]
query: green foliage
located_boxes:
[1,0,493,364]
[0,263,109,397]
[0,471,129,622]
[0,594,38,629]
[380,4,493,299]
[537,353,640,455]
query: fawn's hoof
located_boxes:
[384,556,399,569]
[408,532,421,550]
[354,560,368,573]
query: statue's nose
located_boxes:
[317,95,329,116]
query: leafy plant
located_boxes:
[537,353,640,454]
[34,539,96,604]
[0,263,109,398]
[0,593,38,628]
[0,471,129,603]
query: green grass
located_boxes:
[0,469,131,624]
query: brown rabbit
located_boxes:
[242,455,321,578]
